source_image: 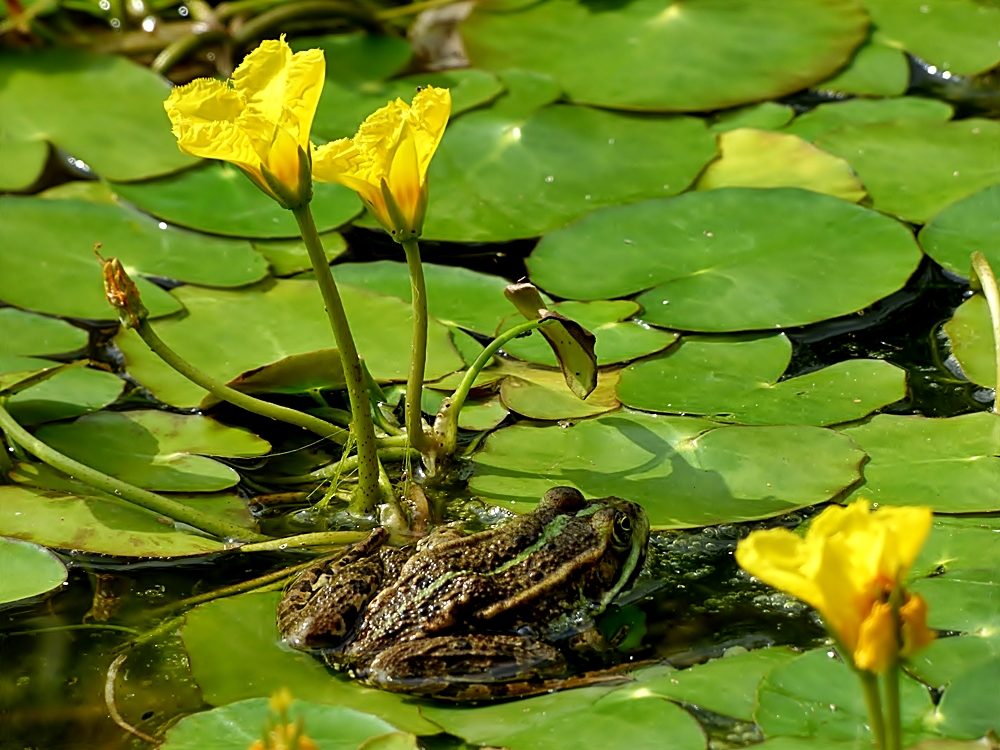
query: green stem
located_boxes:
[0,400,263,542]
[238,530,368,552]
[883,661,902,750]
[859,670,887,750]
[231,0,377,46]
[971,251,1000,412]
[270,446,416,484]
[293,204,383,514]
[401,238,433,454]
[150,27,228,74]
[136,319,349,445]
[432,318,552,455]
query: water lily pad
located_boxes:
[817,119,1000,224]
[0,308,86,356]
[290,32,412,84]
[180,590,437,734]
[421,389,508,431]
[461,0,868,111]
[470,410,865,528]
[116,279,463,408]
[422,683,705,750]
[910,635,1000,691]
[202,350,347,410]
[0,139,47,191]
[710,103,795,133]
[499,301,678,366]
[814,39,910,97]
[934,655,1000,740]
[38,180,118,204]
[840,413,1000,513]
[253,232,347,277]
[312,68,504,142]
[0,197,268,320]
[0,537,67,605]
[420,71,718,242]
[617,334,906,426]
[35,410,270,492]
[861,0,1000,76]
[696,129,867,202]
[333,261,514,336]
[0,463,235,557]
[529,188,922,332]
[942,294,994,388]
[161,698,399,750]
[755,648,935,743]
[499,368,620,421]
[920,184,1000,279]
[0,48,196,181]
[784,97,954,142]
[112,162,361,238]
[1,355,123,426]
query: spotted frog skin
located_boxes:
[276,487,650,701]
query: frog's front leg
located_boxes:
[363,634,569,701]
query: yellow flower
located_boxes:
[163,36,324,209]
[312,86,451,241]
[735,499,935,673]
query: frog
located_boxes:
[276,486,650,701]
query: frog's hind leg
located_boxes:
[277,528,393,651]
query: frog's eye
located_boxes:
[612,512,632,547]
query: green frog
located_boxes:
[276,487,650,701]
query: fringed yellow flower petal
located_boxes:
[163,36,324,209]
[312,86,452,240]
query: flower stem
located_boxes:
[292,204,383,514]
[883,661,902,750]
[135,319,349,445]
[971,251,1000,412]
[401,238,434,454]
[0,399,264,542]
[859,670,887,750]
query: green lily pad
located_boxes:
[421,389,508,432]
[180,590,437,734]
[696,128,867,202]
[910,635,1000,691]
[203,349,347,410]
[861,0,1000,76]
[161,698,399,750]
[290,32,412,84]
[499,368,621,421]
[710,103,795,133]
[312,68,504,142]
[1,355,123,426]
[253,232,347,277]
[0,463,236,557]
[784,97,954,142]
[35,410,270,492]
[755,648,936,744]
[617,334,906,426]
[422,683,705,750]
[920,184,1000,279]
[333,261,514,336]
[38,180,119,205]
[112,162,361,239]
[420,71,718,242]
[0,537,67,605]
[0,139,47,192]
[840,413,1000,513]
[470,410,865,528]
[817,119,1000,224]
[631,646,798,722]
[499,300,678,367]
[934,655,1000,740]
[0,48,196,181]
[813,38,910,97]
[528,188,922,332]
[942,293,994,388]
[116,279,463,408]
[0,308,86,356]
[0,197,269,320]
[461,0,867,111]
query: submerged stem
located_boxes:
[401,238,433,454]
[859,669,887,750]
[883,661,902,750]
[971,251,1000,412]
[293,204,383,514]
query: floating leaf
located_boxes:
[116,280,464,408]
[422,389,508,431]
[817,119,1000,224]
[841,413,1000,513]
[0,139,47,192]
[35,410,270,492]
[461,0,867,111]
[0,537,67,605]
[942,294,994,388]
[710,103,795,133]
[696,128,866,202]
[290,32,412,84]
[529,188,922,332]
[0,308,86,356]
[499,368,620,421]
[253,232,347,277]
[783,97,954,142]
[618,334,906,426]
[471,410,865,528]
[933,656,1000,740]
[814,39,910,97]
[1,355,123,426]
[920,184,1000,279]
[0,197,268,320]
[0,49,196,181]
[203,350,347,409]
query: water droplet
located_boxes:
[178,4,188,14]
[109,17,121,27]
[158,221,167,230]
[141,15,156,31]
[927,65,938,74]
[624,238,632,244]
[608,138,615,145]
[544,175,554,183]
[278,543,288,549]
